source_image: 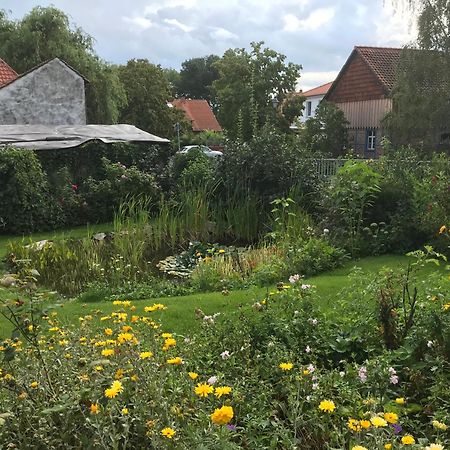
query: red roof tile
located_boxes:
[171,98,222,132]
[355,46,403,92]
[301,81,333,97]
[0,58,18,87]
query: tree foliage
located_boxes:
[176,55,220,106]
[212,42,301,140]
[118,59,184,138]
[0,7,126,124]
[301,101,348,156]
[385,0,450,151]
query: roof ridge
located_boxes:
[355,45,403,51]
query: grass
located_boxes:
[1,253,440,340]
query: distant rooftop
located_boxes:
[170,98,222,132]
[302,81,334,97]
[0,58,18,87]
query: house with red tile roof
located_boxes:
[325,46,403,158]
[0,58,18,87]
[170,98,222,132]
[299,81,333,123]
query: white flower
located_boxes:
[312,383,319,390]
[301,284,311,290]
[207,376,217,385]
[323,228,330,235]
[294,310,299,316]
[339,371,345,377]
[390,375,399,385]
[289,274,301,284]
[220,350,231,360]
[308,318,318,325]
[307,364,315,373]
[358,366,367,383]
[305,345,311,353]
[427,340,434,348]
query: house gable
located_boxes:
[0,59,18,87]
[0,58,87,125]
[326,50,387,103]
[171,98,222,132]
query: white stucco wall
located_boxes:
[300,94,324,123]
[0,58,86,125]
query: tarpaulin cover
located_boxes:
[0,124,170,150]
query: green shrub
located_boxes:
[0,148,59,233]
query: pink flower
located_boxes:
[358,366,367,383]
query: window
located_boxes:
[366,129,376,151]
[306,101,312,117]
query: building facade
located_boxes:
[325,46,402,158]
[299,81,333,123]
[0,58,87,125]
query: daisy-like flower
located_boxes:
[425,445,444,450]
[371,416,388,427]
[211,405,234,425]
[395,397,406,405]
[279,362,293,371]
[167,357,183,365]
[161,427,176,439]
[90,403,100,414]
[188,372,198,380]
[195,383,214,397]
[139,351,153,359]
[318,400,336,413]
[214,386,232,398]
[432,420,448,431]
[101,348,115,357]
[401,435,415,445]
[383,412,398,424]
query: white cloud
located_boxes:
[298,70,339,92]
[210,27,238,41]
[144,0,198,15]
[163,18,195,32]
[122,16,153,30]
[375,3,417,46]
[284,7,335,32]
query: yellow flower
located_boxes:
[384,444,392,450]
[188,372,199,380]
[161,333,173,338]
[214,386,232,398]
[94,365,103,372]
[432,420,448,431]
[131,374,139,382]
[371,416,388,427]
[139,351,153,359]
[195,383,214,397]
[115,369,125,380]
[121,408,129,415]
[101,348,115,357]
[104,328,113,336]
[395,397,406,405]
[30,381,39,389]
[303,369,310,376]
[319,400,336,413]
[360,420,371,429]
[351,447,368,450]
[439,225,447,234]
[348,418,361,432]
[131,315,139,323]
[145,303,167,312]
[384,412,398,424]
[167,357,183,365]
[279,362,293,371]
[18,392,27,400]
[211,405,234,425]
[162,337,176,351]
[117,332,133,344]
[121,325,133,332]
[104,380,123,399]
[161,427,176,439]
[401,435,415,445]
[425,444,444,450]
[443,303,450,311]
[90,403,100,414]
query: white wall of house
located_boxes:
[299,94,324,123]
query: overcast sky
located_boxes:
[1,0,417,91]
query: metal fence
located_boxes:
[313,159,349,177]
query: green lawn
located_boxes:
[1,253,435,339]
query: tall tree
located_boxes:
[118,59,184,138]
[176,55,220,105]
[385,0,450,150]
[212,42,301,140]
[0,7,126,124]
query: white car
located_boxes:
[179,145,223,158]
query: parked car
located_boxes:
[178,145,223,158]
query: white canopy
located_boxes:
[0,124,170,150]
